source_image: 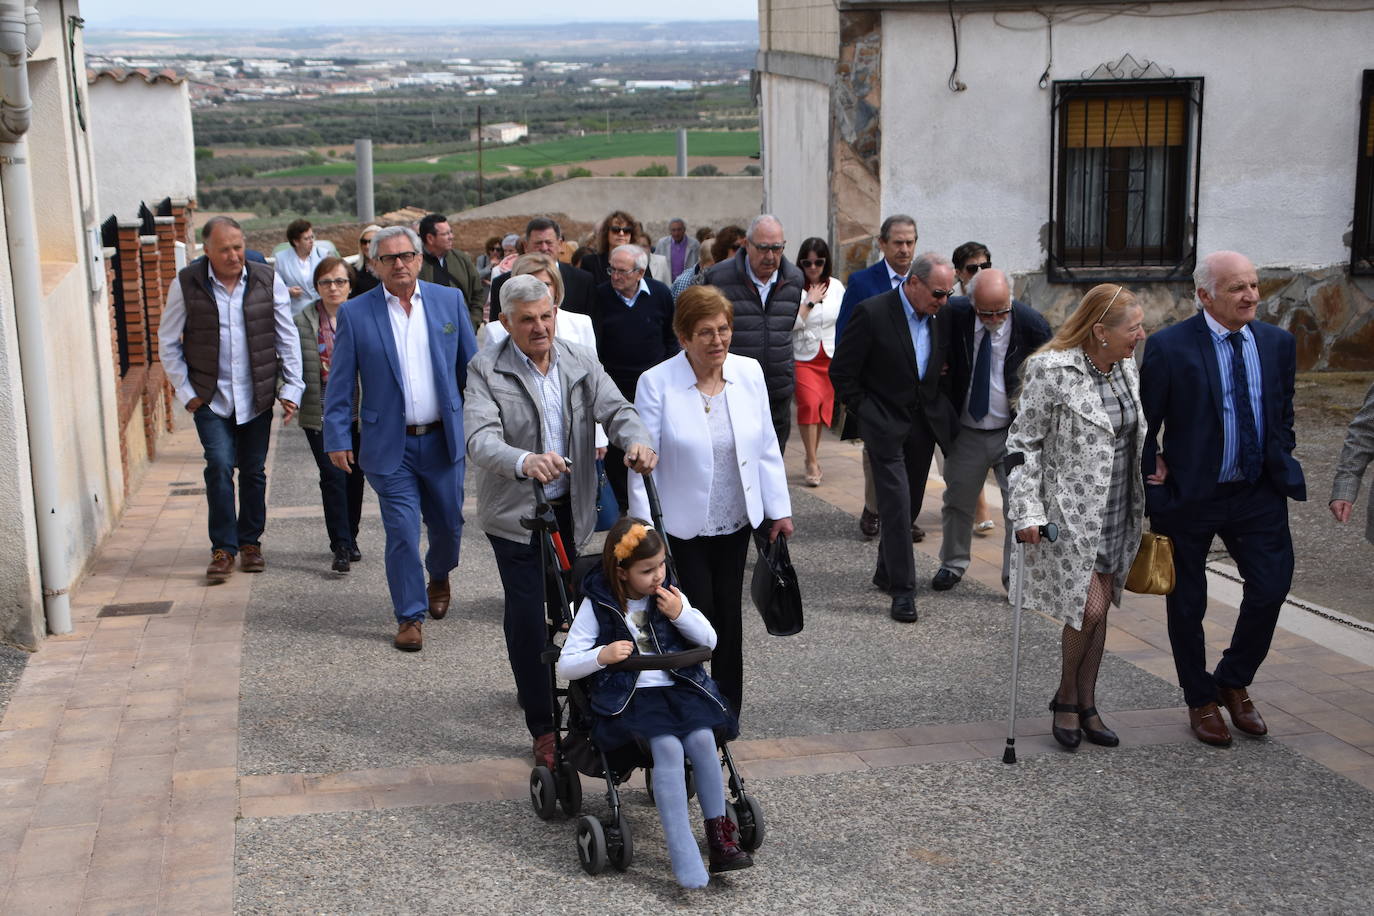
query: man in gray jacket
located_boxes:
[465,274,657,769]
[1331,380,1374,545]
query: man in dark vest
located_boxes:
[702,213,804,452]
[160,216,304,582]
[417,212,482,332]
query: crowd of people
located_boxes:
[159,206,1374,887]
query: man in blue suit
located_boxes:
[324,226,480,651]
[834,214,919,541]
[1140,250,1306,747]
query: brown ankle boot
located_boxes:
[704,815,753,873]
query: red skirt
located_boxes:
[794,349,834,426]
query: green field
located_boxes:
[267,130,759,178]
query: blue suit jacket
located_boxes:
[322,281,479,476]
[834,259,902,344]
[1139,312,1306,515]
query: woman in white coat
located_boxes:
[629,285,794,716]
[1006,284,1163,751]
[275,219,339,316]
[791,237,845,486]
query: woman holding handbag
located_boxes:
[628,285,793,716]
[1005,284,1166,750]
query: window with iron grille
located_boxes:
[1352,70,1374,276]
[1049,78,1203,282]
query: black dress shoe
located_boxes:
[331,548,350,573]
[931,568,961,591]
[348,544,362,562]
[1078,706,1119,747]
[911,522,925,543]
[860,507,880,539]
[1049,695,1082,749]
[890,596,919,623]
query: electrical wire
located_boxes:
[947,0,967,93]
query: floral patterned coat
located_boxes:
[1005,347,1145,630]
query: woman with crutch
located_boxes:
[1005,284,1163,749]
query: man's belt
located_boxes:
[406,419,443,436]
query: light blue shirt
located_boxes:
[512,349,569,498]
[1202,310,1264,482]
[897,282,931,380]
[616,277,650,308]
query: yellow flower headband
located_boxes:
[613,523,650,562]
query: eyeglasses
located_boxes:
[317,277,351,288]
[378,251,419,265]
[975,307,1013,318]
[607,266,643,277]
[627,610,654,653]
[750,242,786,253]
[798,259,826,268]
[963,261,991,274]
[360,238,375,248]
[693,326,732,343]
[608,224,633,234]
[916,275,953,300]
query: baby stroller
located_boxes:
[522,473,765,875]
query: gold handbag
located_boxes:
[1126,531,1175,595]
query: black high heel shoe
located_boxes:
[1049,696,1082,749]
[1078,706,1120,747]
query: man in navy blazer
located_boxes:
[1140,250,1306,747]
[324,226,480,652]
[833,215,919,542]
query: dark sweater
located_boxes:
[591,278,679,399]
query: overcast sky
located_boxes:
[80,1,757,27]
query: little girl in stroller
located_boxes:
[557,517,753,888]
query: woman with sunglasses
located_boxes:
[579,210,641,283]
[352,224,382,295]
[293,256,366,572]
[791,237,845,486]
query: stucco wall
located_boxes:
[879,2,1372,275]
[759,0,840,58]
[88,77,196,222]
[760,73,833,242]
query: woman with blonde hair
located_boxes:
[1006,283,1164,750]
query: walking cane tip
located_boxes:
[1002,743,1017,765]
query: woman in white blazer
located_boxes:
[275,218,339,316]
[629,285,793,716]
[791,237,845,487]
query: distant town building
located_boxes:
[625,80,695,91]
[470,121,529,144]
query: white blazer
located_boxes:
[629,351,791,539]
[792,277,845,361]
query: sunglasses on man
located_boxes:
[962,260,991,274]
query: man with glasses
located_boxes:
[703,214,805,452]
[952,241,992,298]
[417,213,482,333]
[324,226,480,652]
[830,252,960,623]
[932,268,1050,593]
[834,215,920,541]
[488,217,596,321]
[592,244,678,509]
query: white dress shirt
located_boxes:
[962,314,1014,430]
[160,267,305,424]
[747,262,778,303]
[512,349,570,498]
[384,285,440,426]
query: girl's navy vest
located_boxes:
[577,567,731,719]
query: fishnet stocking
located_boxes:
[1053,572,1114,731]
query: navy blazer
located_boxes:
[1139,312,1306,515]
[834,259,903,344]
[942,297,1052,418]
[322,281,479,476]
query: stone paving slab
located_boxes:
[234,741,1374,914]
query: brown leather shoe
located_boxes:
[239,544,265,572]
[1188,702,1233,747]
[911,522,926,543]
[533,732,556,770]
[427,579,451,620]
[206,550,233,582]
[1218,686,1267,736]
[394,619,423,652]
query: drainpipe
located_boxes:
[1,1,74,636]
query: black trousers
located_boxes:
[1152,480,1293,708]
[863,415,937,598]
[668,526,752,716]
[302,426,365,552]
[769,394,793,455]
[490,500,573,738]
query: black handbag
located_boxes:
[749,532,804,636]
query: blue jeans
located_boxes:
[303,427,365,552]
[192,405,273,556]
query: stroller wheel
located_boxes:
[608,811,634,871]
[728,795,766,852]
[556,759,582,817]
[575,815,608,875]
[529,766,558,821]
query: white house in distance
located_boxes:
[87,67,197,222]
[755,0,1374,368]
[470,121,529,144]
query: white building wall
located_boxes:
[761,73,833,242]
[881,3,1372,274]
[88,76,196,222]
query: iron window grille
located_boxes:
[1353,70,1374,276]
[1048,78,1203,283]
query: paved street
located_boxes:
[2,412,1374,914]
